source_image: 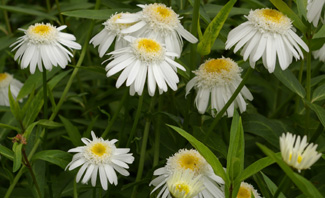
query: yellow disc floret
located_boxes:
[175,182,190,195]
[26,23,58,44]
[261,9,284,24]
[237,186,251,198]
[32,24,51,35]
[178,152,202,172]
[91,143,109,157]
[204,59,231,73]
[137,38,161,53]
[143,3,179,28]
[133,38,165,62]
[0,73,8,82]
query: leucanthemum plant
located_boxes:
[66,131,134,190]
[90,12,136,57]
[167,170,204,198]
[280,132,322,172]
[186,58,253,117]
[307,0,325,27]
[105,36,185,96]
[226,8,309,73]
[236,182,261,198]
[313,44,325,62]
[116,3,198,57]
[11,23,81,74]
[0,73,23,106]
[150,149,225,198]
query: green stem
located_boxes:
[205,67,253,140]
[73,178,78,198]
[131,97,155,198]
[45,0,51,12]
[295,59,305,113]
[305,42,312,136]
[101,89,128,139]
[54,0,65,24]
[273,174,290,198]
[93,187,96,198]
[153,95,163,167]
[126,94,144,147]
[22,148,41,198]
[4,1,101,196]
[2,0,12,35]
[43,68,48,119]
[190,0,200,71]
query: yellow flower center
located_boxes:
[90,143,109,157]
[137,38,162,54]
[0,73,8,82]
[297,155,302,163]
[204,59,231,73]
[175,182,190,195]
[237,186,251,198]
[261,9,284,24]
[156,6,171,19]
[31,24,51,35]
[178,153,201,171]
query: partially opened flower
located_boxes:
[66,131,134,190]
[0,73,23,106]
[226,8,309,73]
[116,3,198,57]
[236,182,261,198]
[105,37,185,96]
[167,169,204,198]
[280,132,322,172]
[186,58,253,118]
[11,23,81,74]
[313,44,325,62]
[150,149,225,198]
[307,0,325,27]
[90,12,136,57]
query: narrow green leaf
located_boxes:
[313,25,325,39]
[227,111,245,182]
[261,172,287,198]
[23,122,39,140]
[258,143,323,198]
[8,86,22,122]
[305,101,325,128]
[0,123,21,132]
[274,66,306,98]
[22,90,43,127]
[269,0,307,33]
[312,84,325,102]
[296,0,307,19]
[37,120,63,128]
[0,144,14,161]
[47,70,71,90]
[62,9,132,20]
[12,143,23,172]
[167,124,229,183]
[32,150,72,169]
[0,5,57,20]
[59,116,82,146]
[197,0,237,55]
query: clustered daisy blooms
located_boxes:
[186,58,253,117]
[116,3,198,57]
[307,0,325,27]
[66,131,134,190]
[167,169,204,198]
[11,23,81,74]
[150,149,225,198]
[90,12,136,57]
[0,73,23,106]
[226,8,309,73]
[236,182,261,198]
[280,132,322,172]
[105,36,185,96]
[313,44,325,62]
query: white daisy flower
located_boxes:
[307,0,325,27]
[280,132,322,172]
[186,58,253,118]
[167,169,204,198]
[11,23,81,74]
[116,3,198,57]
[105,37,185,96]
[313,44,325,62]
[66,131,134,190]
[0,73,23,106]
[150,149,225,198]
[225,8,309,73]
[236,182,261,198]
[90,12,136,58]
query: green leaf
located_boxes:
[274,67,306,98]
[0,5,57,20]
[238,155,277,181]
[227,111,244,182]
[197,0,237,55]
[62,9,132,20]
[12,143,23,172]
[167,124,229,184]
[269,0,307,33]
[261,172,286,198]
[312,84,325,102]
[313,25,325,39]
[0,144,14,161]
[296,0,307,19]
[37,120,63,128]
[305,101,325,128]
[8,86,22,122]
[258,143,323,198]
[59,116,82,146]
[0,123,21,132]
[32,150,72,169]
[22,91,43,127]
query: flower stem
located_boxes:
[43,67,48,119]
[153,95,163,167]
[305,40,312,136]
[55,0,65,25]
[190,0,200,71]
[131,97,155,198]
[102,89,128,139]
[73,178,78,198]
[1,0,12,35]
[22,148,41,198]
[126,94,144,147]
[205,67,253,140]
